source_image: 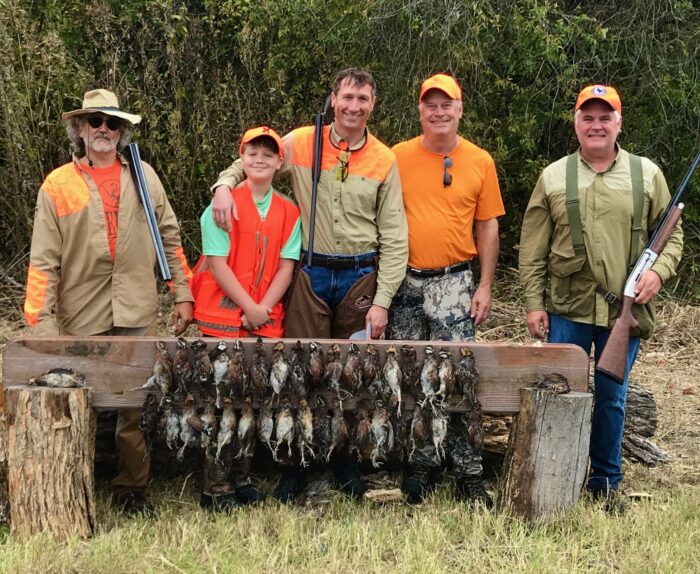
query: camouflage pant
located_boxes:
[387,268,476,341]
[389,268,483,481]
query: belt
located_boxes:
[305,253,377,270]
[407,260,472,278]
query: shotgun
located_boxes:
[596,150,700,383]
[124,143,172,281]
[306,95,332,267]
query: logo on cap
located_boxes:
[592,86,607,96]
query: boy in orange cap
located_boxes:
[192,127,301,510]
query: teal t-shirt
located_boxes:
[200,186,301,259]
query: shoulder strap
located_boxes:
[565,153,586,256]
[628,153,644,270]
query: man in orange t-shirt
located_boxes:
[389,74,505,506]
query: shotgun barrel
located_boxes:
[124,143,172,281]
[306,96,332,267]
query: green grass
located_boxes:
[0,481,698,574]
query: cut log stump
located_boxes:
[4,386,96,540]
[500,388,592,521]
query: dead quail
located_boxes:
[324,343,344,400]
[400,345,420,390]
[431,404,449,463]
[464,406,484,451]
[188,339,213,396]
[341,342,363,393]
[455,347,479,400]
[273,397,296,461]
[257,399,275,455]
[295,398,316,467]
[216,397,237,463]
[370,401,395,469]
[312,395,333,461]
[409,404,429,462]
[139,393,160,458]
[437,349,455,401]
[228,339,248,397]
[383,344,403,415]
[178,394,202,462]
[307,341,325,388]
[327,400,350,461]
[173,337,191,395]
[162,395,181,451]
[236,395,256,459]
[420,345,439,401]
[250,338,271,399]
[289,340,309,399]
[269,341,290,403]
[350,398,373,462]
[29,367,86,388]
[211,341,231,409]
[200,399,219,453]
[534,372,571,394]
[362,344,381,389]
[130,341,173,405]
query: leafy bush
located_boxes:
[1,0,698,299]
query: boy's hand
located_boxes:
[212,185,238,231]
[242,303,271,330]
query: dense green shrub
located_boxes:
[1,0,698,299]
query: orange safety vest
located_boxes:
[191,183,299,338]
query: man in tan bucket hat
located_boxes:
[24,89,194,514]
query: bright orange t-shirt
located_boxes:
[392,136,505,269]
[82,161,122,260]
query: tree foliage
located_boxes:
[1,0,698,298]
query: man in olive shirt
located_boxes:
[519,85,682,510]
[211,68,408,501]
[211,68,408,341]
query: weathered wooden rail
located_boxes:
[1,336,593,538]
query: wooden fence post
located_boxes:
[500,388,593,521]
[5,386,96,540]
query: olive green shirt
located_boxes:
[519,147,683,338]
[212,123,408,310]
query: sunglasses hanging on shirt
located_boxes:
[443,156,453,188]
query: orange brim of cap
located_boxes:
[419,74,462,102]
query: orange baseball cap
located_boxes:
[575,84,622,115]
[419,74,462,102]
[239,126,284,158]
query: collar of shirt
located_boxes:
[329,122,368,152]
[577,144,622,174]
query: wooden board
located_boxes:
[1,337,589,414]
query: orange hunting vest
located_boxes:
[191,184,298,338]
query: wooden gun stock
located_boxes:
[596,295,638,383]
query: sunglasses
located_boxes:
[443,156,453,188]
[337,149,350,182]
[86,115,122,131]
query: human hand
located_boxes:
[242,303,271,330]
[633,270,662,305]
[212,185,237,232]
[526,310,549,339]
[171,302,194,335]
[365,305,388,339]
[469,284,492,327]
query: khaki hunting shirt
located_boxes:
[25,154,193,336]
[519,147,683,338]
[213,123,408,309]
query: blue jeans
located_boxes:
[548,313,640,493]
[301,252,376,310]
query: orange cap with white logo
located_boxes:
[575,85,622,115]
[239,126,284,158]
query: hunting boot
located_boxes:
[455,476,493,509]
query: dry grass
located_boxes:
[0,272,699,572]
